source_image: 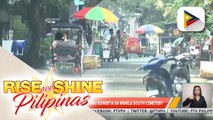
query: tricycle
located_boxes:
[126,36,142,57]
[50,23,84,75]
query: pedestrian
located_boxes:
[109,28,116,61]
[92,28,98,41]
[116,30,121,50]
[120,31,128,59]
[171,34,190,56]
[120,31,128,51]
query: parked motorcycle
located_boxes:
[169,54,191,107]
[137,57,174,120]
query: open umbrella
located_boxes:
[136,24,164,34]
[72,7,119,23]
[72,7,92,19]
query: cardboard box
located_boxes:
[200,61,213,78]
[83,55,100,69]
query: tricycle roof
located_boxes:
[51,23,82,30]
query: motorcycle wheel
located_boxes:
[170,64,176,84]
[186,65,190,83]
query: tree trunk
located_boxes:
[25,0,43,67]
[0,24,2,46]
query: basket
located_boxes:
[83,55,100,69]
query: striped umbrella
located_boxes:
[136,24,164,34]
[72,7,119,23]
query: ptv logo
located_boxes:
[184,10,199,28]
[177,7,205,31]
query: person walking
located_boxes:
[109,28,116,62]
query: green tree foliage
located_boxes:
[113,0,165,27]
[7,0,71,67]
[0,0,9,46]
[6,0,103,67]
[114,0,213,42]
[0,0,8,8]
[164,0,213,41]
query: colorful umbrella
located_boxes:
[136,24,164,34]
[72,7,119,23]
[72,7,92,19]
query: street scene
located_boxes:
[36,55,213,120]
[1,0,213,120]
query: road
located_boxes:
[82,55,201,97]
[83,56,149,97]
[37,55,213,120]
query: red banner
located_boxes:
[88,97,171,108]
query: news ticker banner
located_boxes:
[92,108,213,114]
[88,97,180,109]
[88,97,213,114]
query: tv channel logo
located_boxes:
[177,7,205,31]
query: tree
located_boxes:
[8,0,104,67]
[112,0,165,27]
[8,0,71,67]
[0,0,9,46]
[163,0,213,41]
[113,0,213,42]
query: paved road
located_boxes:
[82,56,201,97]
[37,55,213,120]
